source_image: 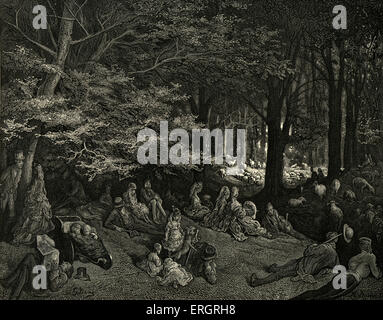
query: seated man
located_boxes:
[261,202,281,236]
[250,232,339,287]
[104,197,139,237]
[262,203,307,240]
[292,237,382,300]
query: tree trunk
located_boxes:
[327,85,342,178]
[15,136,39,217]
[264,121,285,196]
[0,141,7,172]
[39,0,75,96]
[327,40,345,179]
[264,94,287,196]
[260,102,267,162]
[344,89,354,170]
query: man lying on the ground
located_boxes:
[250,232,339,287]
[291,237,382,300]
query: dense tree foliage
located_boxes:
[0,0,382,206]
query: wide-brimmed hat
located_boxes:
[359,237,372,247]
[201,244,217,261]
[343,224,354,243]
[74,267,91,281]
[114,197,124,208]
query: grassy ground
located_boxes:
[1,216,382,300]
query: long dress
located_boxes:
[12,176,55,245]
[136,252,163,277]
[184,193,210,220]
[238,202,270,238]
[202,186,229,229]
[162,220,184,252]
[227,199,248,242]
[123,189,151,223]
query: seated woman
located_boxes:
[76,183,113,227]
[156,258,193,288]
[184,182,210,221]
[238,201,272,239]
[140,179,167,224]
[224,187,271,242]
[202,186,230,229]
[12,165,55,245]
[226,186,248,241]
[123,182,152,224]
[162,208,184,255]
[136,243,164,277]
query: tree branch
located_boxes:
[3,9,57,58]
[71,23,121,45]
[244,98,267,123]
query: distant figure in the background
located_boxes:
[317,168,325,183]
[359,154,373,169]
[310,167,318,181]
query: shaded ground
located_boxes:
[1,217,382,300]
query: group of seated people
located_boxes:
[72,177,309,244]
[137,206,217,287]
[72,179,167,235]
[183,182,308,242]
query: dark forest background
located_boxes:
[0,0,382,215]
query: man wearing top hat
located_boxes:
[292,237,382,300]
[0,150,25,218]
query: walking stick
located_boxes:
[185,229,199,268]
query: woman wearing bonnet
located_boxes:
[12,164,55,245]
